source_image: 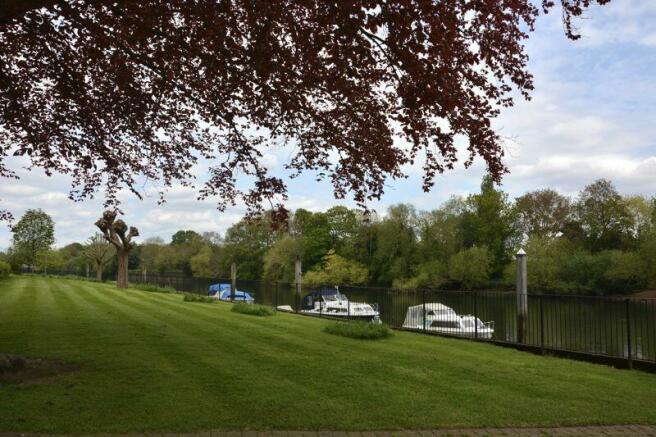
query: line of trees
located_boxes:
[2,177,655,295]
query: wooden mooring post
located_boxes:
[230,262,237,301]
[516,248,528,344]
[294,258,302,312]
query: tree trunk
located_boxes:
[95,261,103,281]
[117,251,129,289]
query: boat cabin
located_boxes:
[302,286,345,310]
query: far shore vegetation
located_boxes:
[2,178,656,296]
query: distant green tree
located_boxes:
[171,230,202,245]
[0,260,10,279]
[371,204,418,285]
[325,206,359,255]
[624,195,654,242]
[596,250,646,294]
[11,209,55,271]
[393,259,447,289]
[57,243,87,275]
[509,236,573,292]
[639,231,656,288]
[223,215,279,279]
[137,237,165,278]
[515,189,572,239]
[189,245,225,278]
[461,176,518,277]
[345,210,379,270]
[416,196,466,264]
[263,235,303,282]
[304,250,368,286]
[576,179,634,252]
[447,246,492,290]
[35,248,66,274]
[292,209,332,269]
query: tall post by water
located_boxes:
[294,257,302,310]
[230,262,237,301]
[516,248,528,344]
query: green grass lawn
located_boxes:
[1,276,656,434]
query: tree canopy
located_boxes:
[0,0,610,221]
[10,209,55,268]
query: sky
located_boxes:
[1,1,656,249]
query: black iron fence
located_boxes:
[44,271,656,368]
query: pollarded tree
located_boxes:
[95,211,139,288]
[0,1,610,222]
[11,209,55,271]
[83,233,116,281]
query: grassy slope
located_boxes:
[1,276,655,434]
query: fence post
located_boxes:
[348,297,351,320]
[626,298,633,370]
[474,291,478,340]
[422,289,426,332]
[295,258,302,313]
[516,248,528,344]
[230,263,237,301]
[274,281,278,308]
[539,294,545,355]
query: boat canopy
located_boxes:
[404,303,457,324]
[208,283,254,302]
[307,286,340,299]
[218,289,254,302]
[302,286,342,310]
[208,283,231,295]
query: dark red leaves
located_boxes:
[0,1,610,221]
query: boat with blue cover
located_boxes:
[208,283,255,303]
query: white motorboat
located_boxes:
[402,303,494,339]
[282,287,380,323]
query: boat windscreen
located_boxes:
[310,287,340,299]
[461,318,486,329]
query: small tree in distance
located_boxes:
[83,233,116,281]
[95,211,139,289]
[11,209,55,272]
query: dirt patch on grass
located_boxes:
[0,354,80,384]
